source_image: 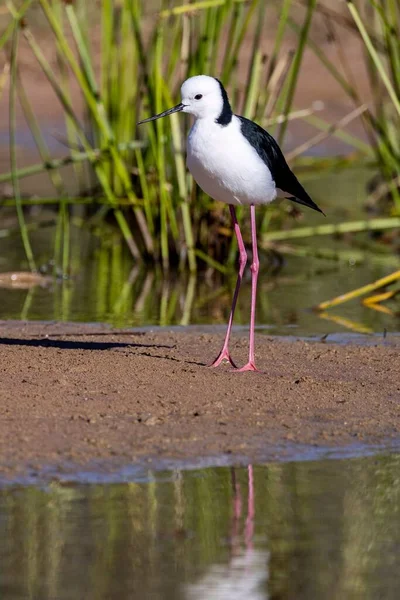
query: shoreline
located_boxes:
[2,439,400,487]
[0,320,399,481]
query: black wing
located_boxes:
[237,116,324,215]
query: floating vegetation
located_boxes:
[315,269,400,313]
[0,271,52,289]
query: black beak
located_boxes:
[137,103,185,125]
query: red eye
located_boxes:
[195,94,203,100]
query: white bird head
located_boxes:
[138,75,232,125]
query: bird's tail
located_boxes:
[287,195,325,216]
[281,166,325,215]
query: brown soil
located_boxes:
[0,321,399,479]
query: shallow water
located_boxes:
[1,170,399,338]
[0,229,398,337]
[1,114,399,336]
[1,452,399,600]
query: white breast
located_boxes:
[186,116,277,206]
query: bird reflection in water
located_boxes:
[185,465,270,600]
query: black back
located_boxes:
[237,116,324,214]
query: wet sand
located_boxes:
[0,321,399,479]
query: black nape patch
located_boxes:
[214,78,232,126]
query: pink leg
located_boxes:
[237,205,260,372]
[245,465,254,549]
[209,205,247,368]
[230,468,242,554]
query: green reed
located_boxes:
[290,0,400,215]
[5,0,397,276]
[8,10,36,272]
[1,0,323,272]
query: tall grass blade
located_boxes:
[8,20,36,272]
[346,1,400,119]
[276,0,317,145]
[38,0,153,256]
[0,0,32,51]
[0,62,10,103]
[263,217,400,242]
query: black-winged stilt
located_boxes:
[138,75,324,372]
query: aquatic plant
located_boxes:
[1,0,399,281]
[0,0,329,271]
[292,0,400,214]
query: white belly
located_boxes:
[186,115,277,206]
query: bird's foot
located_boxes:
[208,348,237,369]
[234,361,261,373]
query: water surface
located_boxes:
[1,452,399,599]
[0,217,398,338]
[1,154,399,337]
